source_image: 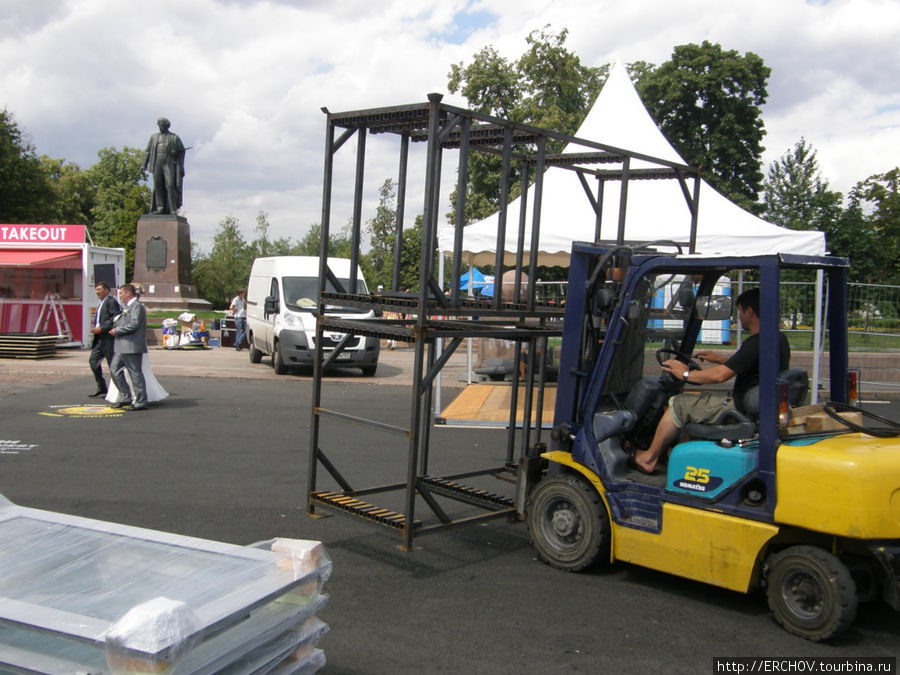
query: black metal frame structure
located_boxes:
[306,93,701,550]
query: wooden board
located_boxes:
[441,384,556,425]
[0,333,58,359]
[787,403,862,433]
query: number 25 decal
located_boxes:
[684,466,710,484]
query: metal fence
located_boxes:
[535,279,900,351]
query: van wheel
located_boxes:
[361,365,377,376]
[766,545,857,641]
[273,342,287,375]
[249,343,263,364]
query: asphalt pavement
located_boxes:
[0,347,898,673]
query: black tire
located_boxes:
[527,474,610,572]
[361,364,377,377]
[249,342,263,364]
[766,545,857,641]
[273,341,287,375]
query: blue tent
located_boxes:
[458,268,488,291]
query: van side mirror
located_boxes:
[264,296,278,315]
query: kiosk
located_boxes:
[0,224,125,347]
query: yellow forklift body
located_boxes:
[775,433,900,539]
[543,450,779,592]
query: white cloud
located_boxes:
[1,0,897,249]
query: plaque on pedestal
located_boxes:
[133,214,212,311]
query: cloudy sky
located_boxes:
[2,0,898,250]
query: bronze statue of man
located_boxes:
[143,117,185,215]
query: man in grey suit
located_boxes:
[108,284,148,411]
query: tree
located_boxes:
[447,27,605,223]
[397,218,424,292]
[365,178,398,289]
[824,194,880,283]
[0,109,57,222]
[295,222,354,258]
[764,138,842,232]
[249,210,299,258]
[193,216,253,308]
[855,168,900,283]
[637,41,770,213]
[87,147,151,277]
[40,156,95,226]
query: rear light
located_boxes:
[847,369,861,407]
[777,380,791,428]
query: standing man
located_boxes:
[88,281,121,397]
[143,117,186,215]
[229,289,247,351]
[108,284,148,411]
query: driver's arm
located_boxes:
[695,350,727,364]
[661,359,735,385]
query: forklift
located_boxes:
[526,241,900,641]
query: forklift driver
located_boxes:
[631,288,789,475]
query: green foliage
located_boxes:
[764,138,843,232]
[365,178,399,289]
[637,41,770,213]
[854,168,900,283]
[447,27,605,224]
[193,216,253,309]
[0,109,57,222]
[396,217,424,292]
[295,222,353,258]
[86,146,151,277]
[40,156,94,225]
[249,210,300,258]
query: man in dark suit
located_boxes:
[108,284,148,411]
[88,281,121,397]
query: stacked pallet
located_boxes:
[0,495,332,673]
[0,333,57,359]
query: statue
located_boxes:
[143,117,185,215]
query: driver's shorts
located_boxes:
[669,391,734,429]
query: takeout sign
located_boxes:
[0,224,86,244]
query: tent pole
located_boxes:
[466,253,473,385]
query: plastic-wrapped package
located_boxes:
[0,495,331,674]
[104,597,201,673]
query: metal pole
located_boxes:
[307,117,336,514]
[349,127,366,294]
[392,132,409,292]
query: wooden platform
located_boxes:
[0,333,58,359]
[440,384,556,427]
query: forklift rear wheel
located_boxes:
[766,545,857,641]
[249,344,263,364]
[527,474,610,572]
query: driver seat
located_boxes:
[683,368,809,442]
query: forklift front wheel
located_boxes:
[766,545,858,642]
[527,474,610,572]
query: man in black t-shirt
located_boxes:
[632,288,790,474]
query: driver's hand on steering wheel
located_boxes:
[661,359,689,379]
[695,350,724,364]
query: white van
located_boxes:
[246,256,380,375]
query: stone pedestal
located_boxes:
[133,214,211,311]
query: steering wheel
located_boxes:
[656,348,702,371]
[823,401,900,438]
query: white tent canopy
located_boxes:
[437,61,825,266]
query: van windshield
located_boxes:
[282,276,369,313]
